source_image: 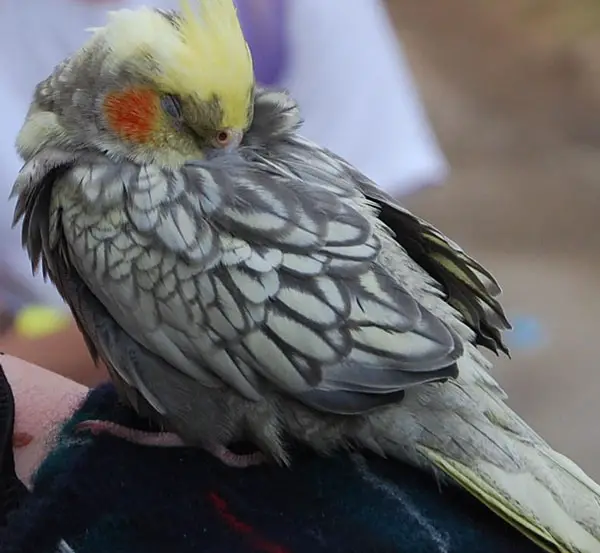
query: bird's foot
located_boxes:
[75,419,266,468]
[76,420,186,446]
[204,443,266,468]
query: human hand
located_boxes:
[3,355,88,487]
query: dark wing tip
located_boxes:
[370,200,511,357]
[298,360,458,415]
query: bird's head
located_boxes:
[17,0,255,167]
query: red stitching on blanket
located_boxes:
[208,491,291,553]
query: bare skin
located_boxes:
[4,355,88,487]
[75,419,266,468]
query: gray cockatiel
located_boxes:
[10,2,600,552]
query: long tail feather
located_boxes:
[418,444,600,553]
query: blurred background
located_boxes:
[0,0,598,481]
[390,0,600,478]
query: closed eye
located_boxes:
[161,94,184,119]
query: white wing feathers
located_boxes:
[53,148,463,414]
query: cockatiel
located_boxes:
[10,2,600,552]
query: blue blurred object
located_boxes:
[506,315,547,351]
[235,0,288,87]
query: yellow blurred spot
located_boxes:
[14,305,71,339]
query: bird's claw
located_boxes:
[75,419,266,467]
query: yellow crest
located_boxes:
[162,0,255,129]
[99,1,254,130]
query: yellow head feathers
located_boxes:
[96,0,254,130]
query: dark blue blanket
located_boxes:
[0,381,542,553]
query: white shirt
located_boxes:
[0,0,447,308]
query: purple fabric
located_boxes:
[234,0,288,87]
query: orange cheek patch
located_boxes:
[103,87,161,144]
